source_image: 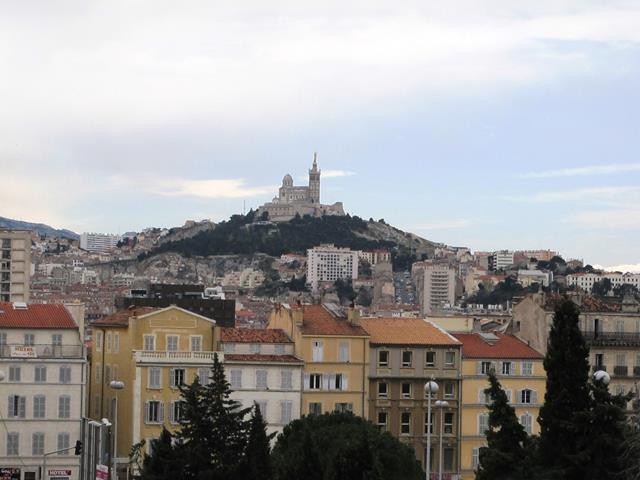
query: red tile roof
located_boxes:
[224,354,303,363]
[220,328,292,343]
[92,307,159,327]
[299,304,369,336]
[360,318,460,346]
[0,302,77,329]
[452,333,543,359]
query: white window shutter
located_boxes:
[323,374,331,390]
[19,397,25,418]
[531,390,538,404]
[342,375,348,391]
[328,374,336,390]
[303,374,310,390]
[159,402,164,422]
[476,361,482,374]
[144,402,149,423]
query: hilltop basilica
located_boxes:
[256,153,345,222]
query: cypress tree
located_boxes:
[141,428,183,480]
[243,404,275,480]
[476,371,530,480]
[538,298,591,479]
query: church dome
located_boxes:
[282,174,293,186]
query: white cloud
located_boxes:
[567,208,640,229]
[521,163,640,179]
[142,178,276,199]
[322,170,356,178]
[593,263,640,273]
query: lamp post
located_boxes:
[109,381,125,480]
[434,400,449,480]
[424,380,439,480]
[593,370,610,385]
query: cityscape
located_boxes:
[2,2,640,480]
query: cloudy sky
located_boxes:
[1,1,639,269]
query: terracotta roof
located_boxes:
[220,328,292,343]
[299,304,369,336]
[543,294,621,313]
[224,354,303,363]
[0,302,77,329]
[360,318,460,346]
[452,333,543,359]
[92,306,159,327]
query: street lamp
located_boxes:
[424,379,439,480]
[109,381,125,480]
[434,400,449,480]
[593,370,610,385]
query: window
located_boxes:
[274,344,285,355]
[595,353,605,369]
[335,403,352,413]
[106,332,112,352]
[8,395,26,418]
[256,370,268,390]
[444,382,454,399]
[616,319,625,334]
[312,341,324,362]
[35,366,47,382]
[616,353,626,367]
[59,366,71,384]
[280,400,292,424]
[148,368,161,388]
[443,447,454,471]
[223,343,235,354]
[501,361,513,375]
[166,335,179,351]
[425,351,436,367]
[400,412,411,434]
[425,412,433,434]
[444,412,454,434]
[522,361,533,376]
[479,361,494,375]
[478,413,489,435]
[378,382,388,398]
[95,331,103,352]
[145,401,163,423]
[0,332,6,345]
[24,334,35,346]
[281,370,293,390]
[9,366,20,381]
[254,401,267,417]
[402,351,413,367]
[52,334,63,346]
[105,365,111,383]
[57,433,70,454]
[378,350,389,367]
[520,413,533,435]
[309,373,322,390]
[113,333,120,353]
[33,395,46,418]
[170,368,186,388]
[170,401,185,424]
[332,373,346,390]
[309,402,322,415]
[230,370,242,389]
[339,341,349,362]
[445,351,455,368]
[520,389,536,405]
[198,368,210,384]
[250,343,261,354]
[472,447,480,469]
[377,411,388,431]
[32,433,45,455]
[95,363,101,383]
[7,432,19,456]
[143,335,155,351]
[58,396,71,418]
[401,382,412,399]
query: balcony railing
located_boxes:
[582,331,640,346]
[592,365,607,372]
[134,350,223,364]
[0,344,83,359]
[614,366,629,376]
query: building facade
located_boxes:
[453,332,545,480]
[0,302,85,480]
[306,244,359,291]
[218,328,303,437]
[268,303,370,418]
[412,262,456,315]
[566,272,640,292]
[360,317,462,475]
[0,230,31,303]
[489,250,514,271]
[79,233,120,253]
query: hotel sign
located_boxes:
[10,346,37,358]
[0,468,20,480]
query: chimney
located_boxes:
[348,307,361,326]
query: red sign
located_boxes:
[96,464,108,480]
[48,471,72,477]
[0,469,20,480]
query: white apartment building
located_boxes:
[307,244,358,290]
[566,272,640,292]
[490,250,515,271]
[412,262,456,315]
[517,269,553,287]
[79,233,120,253]
[0,302,86,480]
[219,328,303,437]
[0,230,31,303]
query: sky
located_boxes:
[1,1,639,270]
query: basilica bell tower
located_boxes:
[308,152,320,203]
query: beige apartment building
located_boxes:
[412,262,456,315]
[360,317,462,475]
[0,229,31,302]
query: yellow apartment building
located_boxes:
[453,332,545,480]
[89,306,222,479]
[268,303,370,418]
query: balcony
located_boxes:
[134,350,223,364]
[582,331,640,347]
[592,365,607,372]
[0,344,83,359]
[614,366,629,377]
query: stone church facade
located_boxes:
[256,154,345,222]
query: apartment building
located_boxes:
[566,272,640,292]
[268,303,370,418]
[89,306,222,479]
[412,262,456,315]
[79,233,120,253]
[218,328,303,436]
[453,332,545,480]
[306,244,358,290]
[360,317,462,475]
[489,250,514,271]
[0,229,31,302]
[0,302,85,480]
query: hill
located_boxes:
[141,212,436,270]
[0,216,79,240]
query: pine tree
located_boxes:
[141,428,183,480]
[476,371,530,480]
[538,298,591,479]
[243,404,275,480]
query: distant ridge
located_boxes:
[0,216,79,240]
